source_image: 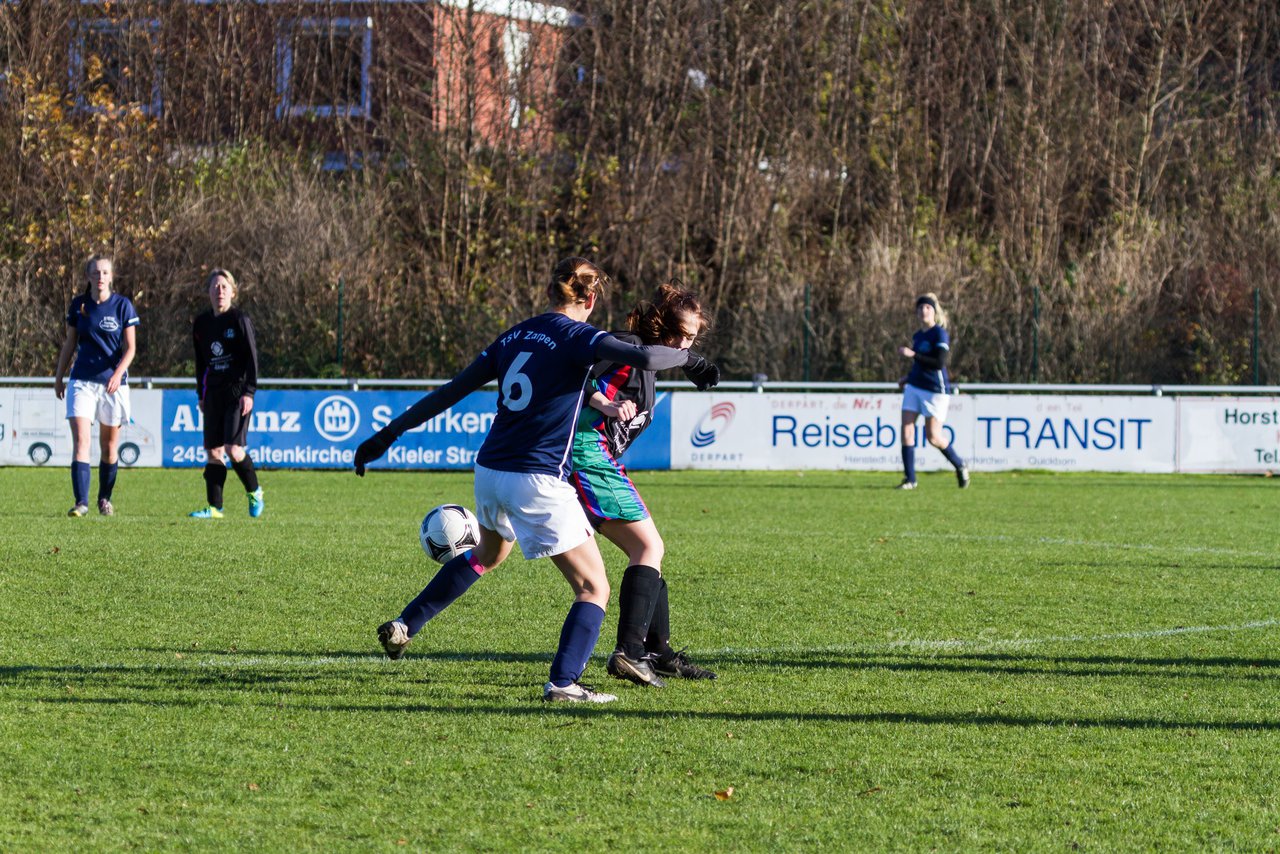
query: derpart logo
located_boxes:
[691,402,736,447]
[315,395,360,441]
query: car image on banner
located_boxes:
[0,387,162,467]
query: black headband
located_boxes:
[916,296,938,310]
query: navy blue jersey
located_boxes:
[475,312,607,478]
[905,325,951,393]
[66,293,140,384]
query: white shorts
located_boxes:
[902,383,949,422]
[473,464,594,560]
[66,380,131,427]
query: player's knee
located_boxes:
[579,579,610,607]
[644,536,666,567]
[207,447,226,463]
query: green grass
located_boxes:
[1,467,1278,851]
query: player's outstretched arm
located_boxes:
[354,356,494,476]
[595,335,689,372]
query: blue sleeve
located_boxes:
[66,298,80,328]
[121,297,140,327]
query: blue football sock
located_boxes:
[549,601,605,688]
[902,446,916,483]
[98,462,118,502]
[71,461,90,506]
[399,553,482,636]
[941,444,965,470]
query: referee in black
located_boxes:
[189,269,264,519]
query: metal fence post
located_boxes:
[803,282,811,383]
[1032,284,1040,382]
[336,277,345,375]
[1253,286,1260,386]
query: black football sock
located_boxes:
[616,564,661,660]
[231,454,259,493]
[644,577,673,658]
[203,462,227,508]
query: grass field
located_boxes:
[1,466,1278,851]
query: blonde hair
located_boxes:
[208,268,238,295]
[546,257,607,307]
[916,292,948,328]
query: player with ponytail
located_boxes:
[356,258,693,703]
[896,292,969,490]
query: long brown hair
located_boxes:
[627,280,707,345]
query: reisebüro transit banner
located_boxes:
[966,394,1175,472]
[668,392,971,471]
[668,393,1177,472]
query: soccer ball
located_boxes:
[419,504,481,563]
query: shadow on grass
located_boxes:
[1035,560,1280,571]
[730,649,1280,681]
[3,649,1280,731]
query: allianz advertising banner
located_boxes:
[1176,397,1280,473]
[668,392,972,471]
[161,389,674,470]
[163,389,494,469]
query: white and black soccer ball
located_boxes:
[419,504,481,564]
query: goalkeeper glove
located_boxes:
[354,431,394,476]
[684,360,721,391]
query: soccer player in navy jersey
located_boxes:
[896,292,969,490]
[353,258,691,703]
[569,282,720,688]
[188,269,264,519]
[53,255,139,517]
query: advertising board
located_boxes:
[1176,397,1280,473]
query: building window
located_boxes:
[69,19,163,116]
[276,17,373,119]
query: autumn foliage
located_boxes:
[2,1,1278,384]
